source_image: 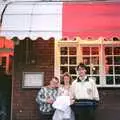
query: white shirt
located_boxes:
[58,85,70,96]
[71,76,99,101]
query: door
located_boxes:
[0,68,12,120]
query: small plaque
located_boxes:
[22,72,44,88]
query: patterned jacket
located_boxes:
[36,86,58,112]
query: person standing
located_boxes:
[70,63,99,120]
[58,72,72,96]
[52,72,75,120]
[36,77,59,120]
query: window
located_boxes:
[104,46,120,85]
[60,47,77,80]
[82,46,100,85]
[55,38,120,87]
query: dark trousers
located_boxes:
[39,111,54,120]
[71,99,97,120]
[74,107,96,120]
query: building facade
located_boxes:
[11,37,120,120]
[0,1,120,120]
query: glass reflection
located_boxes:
[60,66,68,74]
[115,66,120,74]
[69,47,76,55]
[105,47,112,55]
[115,76,120,84]
[106,76,113,84]
[60,47,68,55]
[91,57,99,65]
[114,47,120,55]
[114,56,120,65]
[69,57,76,64]
[82,47,90,55]
[61,57,68,65]
[83,57,90,65]
[91,47,99,55]
[69,66,76,74]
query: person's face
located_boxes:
[50,78,59,88]
[77,67,86,77]
[63,76,70,85]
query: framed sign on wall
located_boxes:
[22,72,44,88]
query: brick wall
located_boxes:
[96,88,120,120]
[13,38,55,120]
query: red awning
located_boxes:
[62,2,120,39]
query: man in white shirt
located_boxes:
[70,63,99,120]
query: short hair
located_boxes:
[76,62,88,71]
[61,72,72,85]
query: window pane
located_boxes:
[91,47,99,55]
[105,47,112,55]
[114,56,120,65]
[69,66,76,74]
[60,47,68,55]
[60,66,68,74]
[106,76,113,84]
[69,57,76,64]
[105,65,113,74]
[115,76,120,84]
[82,47,90,55]
[114,47,120,55]
[61,57,68,65]
[108,66,113,74]
[106,57,113,65]
[91,57,99,65]
[69,47,76,55]
[95,76,100,85]
[92,66,99,74]
[115,66,120,74]
[83,57,90,65]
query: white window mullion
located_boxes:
[112,47,115,85]
[68,48,70,74]
[54,41,60,79]
[100,44,106,86]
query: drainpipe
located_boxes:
[0,1,12,33]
